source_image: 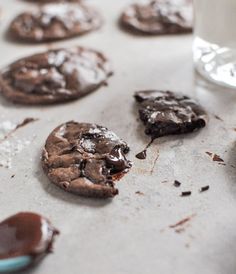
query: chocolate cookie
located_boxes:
[9,2,102,42]
[0,212,59,272]
[0,47,112,105]
[25,0,80,2]
[134,90,207,138]
[120,0,193,35]
[42,122,131,198]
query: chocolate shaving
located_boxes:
[181,191,191,197]
[200,185,210,192]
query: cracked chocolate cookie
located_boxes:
[9,2,102,42]
[25,0,80,2]
[0,47,112,105]
[42,122,131,198]
[120,0,193,35]
[134,90,207,138]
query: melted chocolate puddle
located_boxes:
[106,146,131,173]
[135,139,154,160]
[0,212,59,269]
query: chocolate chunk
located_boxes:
[134,90,207,139]
[174,180,181,187]
[0,47,112,105]
[181,191,191,196]
[200,185,210,192]
[9,3,102,42]
[42,122,131,198]
[120,0,192,35]
[0,212,59,271]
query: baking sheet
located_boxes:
[1,1,236,274]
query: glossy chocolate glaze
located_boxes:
[0,47,112,105]
[9,3,102,42]
[121,0,193,35]
[0,212,59,263]
[42,122,132,198]
[134,90,207,139]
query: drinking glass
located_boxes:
[193,0,236,88]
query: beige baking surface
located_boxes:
[0,1,236,274]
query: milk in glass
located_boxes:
[193,0,236,88]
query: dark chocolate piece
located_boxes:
[134,90,207,139]
[0,212,59,269]
[9,3,102,42]
[174,180,181,187]
[181,191,191,196]
[0,47,112,105]
[42,122,131,198]
[200,185,210,192]
[120,0,192,35]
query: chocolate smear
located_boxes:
[169,214,196,233]
[0,117,38,144]
[135,139,154,160]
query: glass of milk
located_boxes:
[193,0,236,88]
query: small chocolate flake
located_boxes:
[135,191,144,196]
[181,191,191,197]
[206,152,224,163]
[11,174,15,178]
[200,185,209,192]
[214,115,223,121]
[174,180,181,187]
[212,154,224,162]
[205,151,213,157]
